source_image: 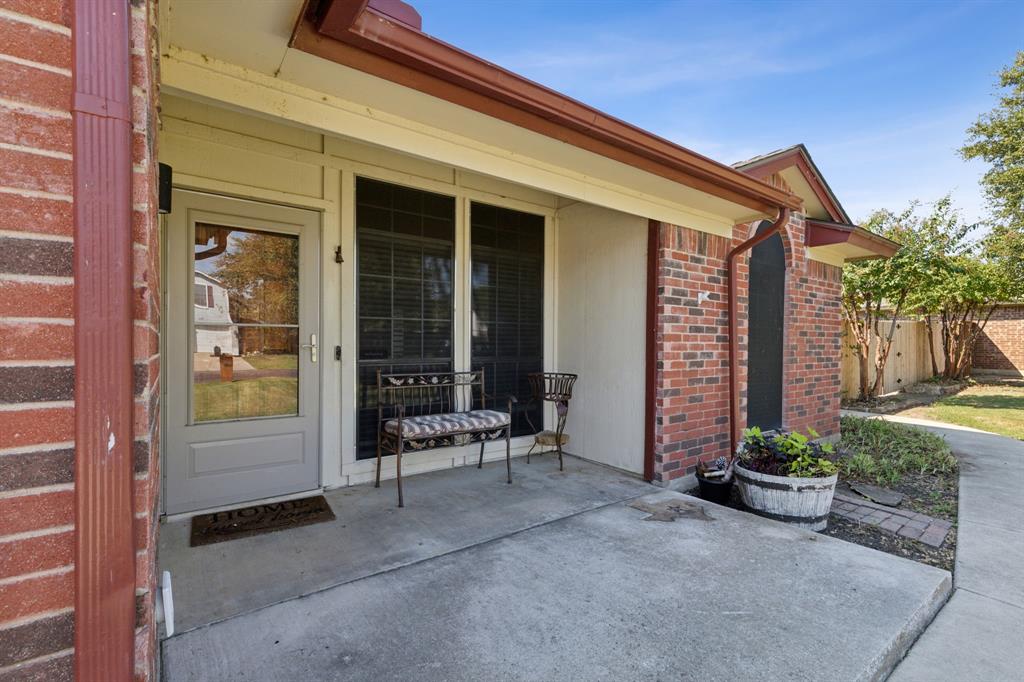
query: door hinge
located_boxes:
[334,246,344,263]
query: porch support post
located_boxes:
[72,0,136,679]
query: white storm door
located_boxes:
[165,191,320,515]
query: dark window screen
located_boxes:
[356,177,455,459]
[747,220,785,431]
[470,202,544,436]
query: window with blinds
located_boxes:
[470,202,544,437]
[355,177,456,459]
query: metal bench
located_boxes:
[375,369,515,507]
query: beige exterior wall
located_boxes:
[555,204,647,474]
[159,94,574,498]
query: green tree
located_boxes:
[961,51,1024,234]
[842,204,928,399]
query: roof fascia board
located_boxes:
[294,1,801,215]
[805,218,899,259]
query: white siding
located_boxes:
[555,204,647,474]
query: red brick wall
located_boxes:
[649,223,733,483]
[0,1,161,679]
[972,305,1024,375]
[650,214,843,485]
[780,214,843,438]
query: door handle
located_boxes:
[300,334,317,363]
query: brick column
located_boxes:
[0,1,162,678]
[129,1,162,679]
[649,223,733,485]
[780,214,843,438]
[650,213,844,485]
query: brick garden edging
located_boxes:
[831,492,953,548]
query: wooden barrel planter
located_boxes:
[734,465,838,531]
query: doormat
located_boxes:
[190,495,335,547]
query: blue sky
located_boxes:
[414,0,1024,225]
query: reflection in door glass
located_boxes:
[192,224,300,422]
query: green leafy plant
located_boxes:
[738,427,837,478]
[838,416,957,485]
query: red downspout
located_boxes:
[72,1,136,679]
[726,208,790,455]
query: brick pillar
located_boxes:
[649,223,733,485]
[650,213,844,485]
[0,1,161,678]
[779,214,843,438]
[130,1,162,679]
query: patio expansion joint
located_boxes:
[955,585,1024,611]
[163,485,657,639]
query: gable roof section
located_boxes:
[289,0,802,217]
[733,144,849,223]
[735,144,898,262]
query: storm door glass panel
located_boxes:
[192,223,299,423]
[356,177,455,459]
[470,202,544,436]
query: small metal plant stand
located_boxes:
[524,372,578,471]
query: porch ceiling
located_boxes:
[160,1,780,234]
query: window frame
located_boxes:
[345,167,557,472]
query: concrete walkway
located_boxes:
[162,457,951,681]
[842,411,1024,681]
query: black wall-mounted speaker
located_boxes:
[158,163,172,214]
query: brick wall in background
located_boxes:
[972,304,1024,376]
[0,0,162,679]
[649,213,844,486]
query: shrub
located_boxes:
[838,416,957,484]
[737,427,838,478]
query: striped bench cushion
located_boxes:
[385,409,511,438]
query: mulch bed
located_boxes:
[842,393,940,414]
[687,470,958,573]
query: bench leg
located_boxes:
[505,428,512,484]
[478,439,485,469]
[555,415,566,472]
[396,441,404,508]
[374,437,383,488]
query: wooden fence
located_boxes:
[840,319,944,399]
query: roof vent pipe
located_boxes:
[726,207,791,455]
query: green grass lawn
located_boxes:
[244,354,298,370]
[194,377,297,421]
[899,384,1024,440]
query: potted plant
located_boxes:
[695,455,734,504]
[734,427,838,531]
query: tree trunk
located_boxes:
[924,313,939,377]
[858,347,870,401]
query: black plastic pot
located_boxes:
[696,475,734,505]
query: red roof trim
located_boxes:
[291,0,802,215]
[805,219,900,259]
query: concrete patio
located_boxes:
[160,454,951,681]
